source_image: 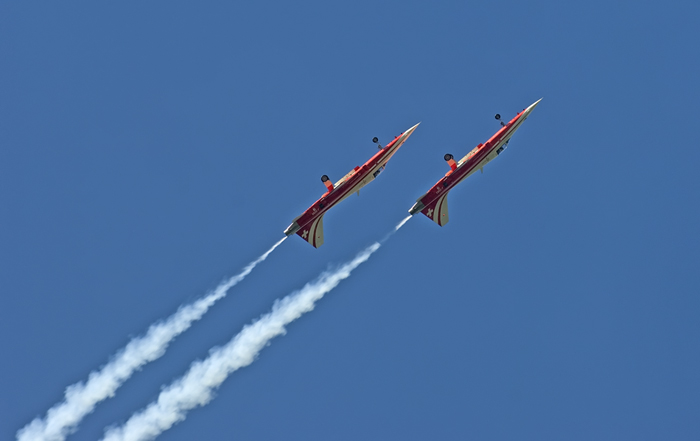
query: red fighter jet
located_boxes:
[409,99,541,225]
[285,123,420,247]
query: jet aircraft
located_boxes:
[285,123,420,247]
[408,99,541,225]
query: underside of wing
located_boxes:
[296,215,325,248]
[421,192,449,226]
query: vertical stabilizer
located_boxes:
[297,215,325,248]
[421,192,449,226]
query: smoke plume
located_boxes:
[17,238,285,441]
[100,217,410,441]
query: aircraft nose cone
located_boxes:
[402,122,420,140]
[524,98,542,115]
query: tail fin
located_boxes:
[421,193,449,226]
[297,215,325,248]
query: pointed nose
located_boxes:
[403,122,420,139]
[389,122,420,150]
[384,122,420,157]
[524,98,542,116]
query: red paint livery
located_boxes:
[285,123,420,247]
[409,99,541,225]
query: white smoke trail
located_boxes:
[99,218,410,441]
[17,237,286,441]
[394,215,412,231]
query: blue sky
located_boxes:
[2,1,699,440]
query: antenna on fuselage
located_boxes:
[372,137,382,150]
[495,114,506,127]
